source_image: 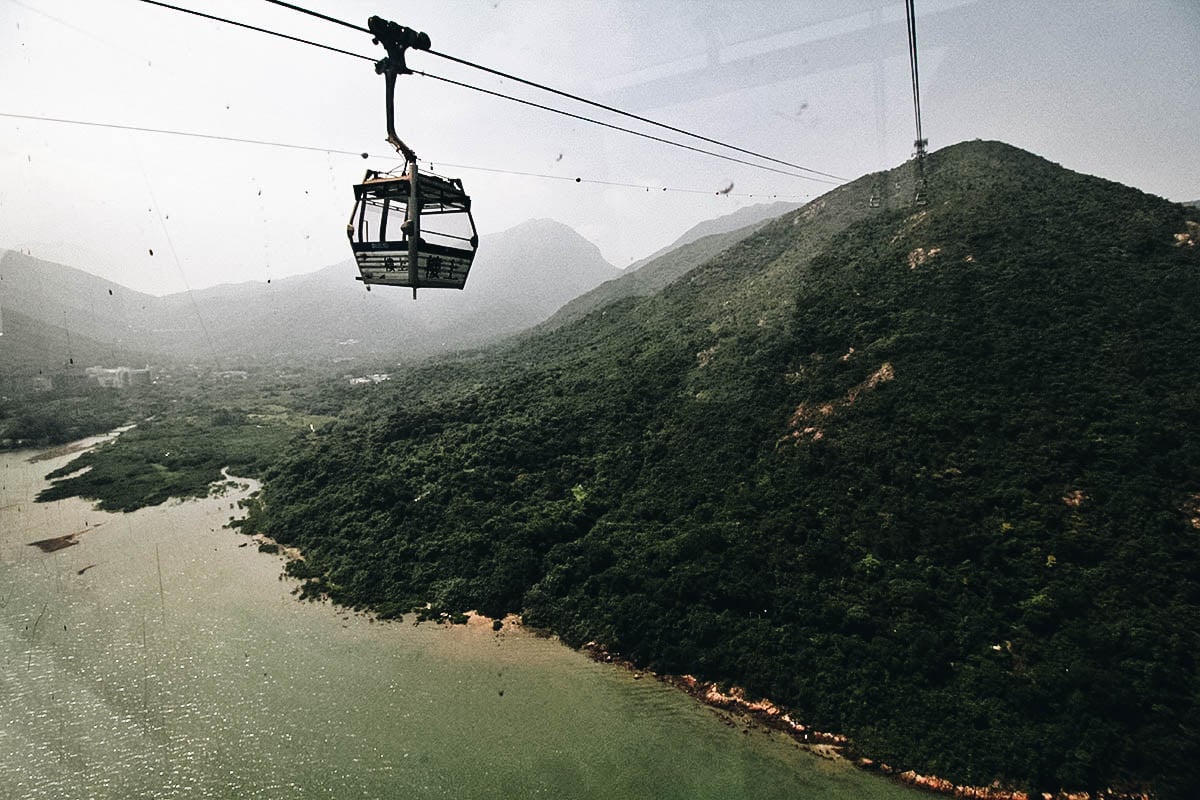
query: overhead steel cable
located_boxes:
[259,0,370,35]
[414,70,840,184]
[905,0,928,205]
[421,47,846,182]
[429,161,805,199]
[257,0,846,182]
[0,110,367,156]
[905,0,924,150]
[0,111,807,200]
[133,0,841,185]
[136,0,374,62]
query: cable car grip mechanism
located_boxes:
[367,15,431,162]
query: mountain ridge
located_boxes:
[35,140,1200,797]
[629,200,804,270]
[240,140,1200,798]
[1,217,619,372]
[539,201,807,332]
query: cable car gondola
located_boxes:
[347,16,479,296]
[348,165,478,292]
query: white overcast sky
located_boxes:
[1,0,1197,295]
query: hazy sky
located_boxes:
[1,0,1197,295]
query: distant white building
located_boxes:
[348,373,391,386]
[85,365,152,388]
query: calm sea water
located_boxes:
[0,434,924,799]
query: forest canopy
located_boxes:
[41,142,1200,799]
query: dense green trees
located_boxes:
[246,143,1200,797]
[42,142,1200,797]
[0,386,128,447]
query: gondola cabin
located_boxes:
[347,165,479,293]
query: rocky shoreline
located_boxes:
[580,642,1152,800]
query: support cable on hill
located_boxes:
[0,111,807,201]
[905,0,929,204]
[132,0,845,184]
[906,0,924,155]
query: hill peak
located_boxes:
[501,217,594,239]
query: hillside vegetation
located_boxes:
[52,141,1200,797]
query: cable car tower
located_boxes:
[905,0,929,206]
[347,16,479,297]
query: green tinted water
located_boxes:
[0,436,924,799]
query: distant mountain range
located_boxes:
[0,218,616,372]
[633,200,805,267]
[1,205,799,379]
[539,200,800,331]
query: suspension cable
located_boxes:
[905,0,925,151]
[415,71,839,184]
[423,47,845,182]
[0,111,808,200]
[257,0,846,181]
[137,0,374,63]
[133,0,842,184]
[259,0,370,35]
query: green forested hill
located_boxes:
[242,141,1200,797]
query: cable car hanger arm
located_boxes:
[348,15,478,297]
[368,15,430,162]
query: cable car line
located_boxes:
[421,47,845,181]
[0,111,367,157]
[259,0,847,182]
[414,70,839,184]
[905,0,928,205]
[259,0,370,35]
[431,161,808,200]
[133,0,844,183]
[430,154,810,200]
[132,0,841,185]
[906,0,924,153]
[0,111,805,200]
[136,0,374,63]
